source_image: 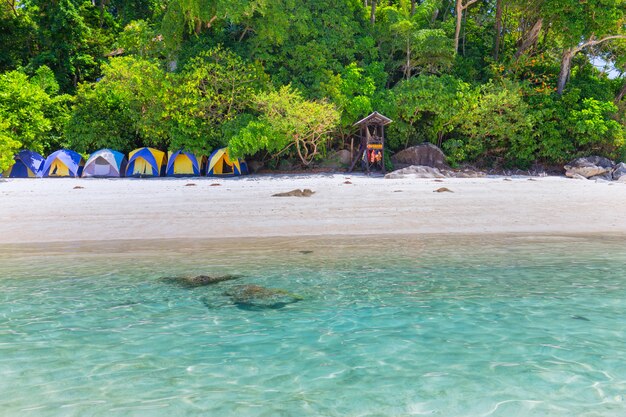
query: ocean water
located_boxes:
[1,235,626,417]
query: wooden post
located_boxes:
[381,124,386,174]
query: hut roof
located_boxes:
[354,111,392,126]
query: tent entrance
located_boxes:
[132,157,153,176]
[93,156,115,176]
[50,160,70,176]
[173,154,194,175]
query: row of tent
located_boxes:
[2,147,249,178]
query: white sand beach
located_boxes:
[1,174,625,244]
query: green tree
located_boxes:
[320,63,377,139]
[0,66,68,155]
[165,46,268,154]
[450,80,535,166]
[65,56,167,153]
[0,119,21,172]
[381,74,473,151]
[229,85,340,166]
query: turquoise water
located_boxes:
[1,235,626,416]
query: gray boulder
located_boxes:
[564,156,614,178]
[446,169,486,178]
[569,173,588,180]
[320,149,352,169]
[224,285,303,310]
[247,160,264,173]
[162,274,241,288]
[391,143,448,169]
[589,173,613,182]
[612,162,626,180]
[385,165,445,179]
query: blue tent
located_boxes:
[126,147,167,177]
[2,150,45,178]
[41,149,85,178]
[166,150,206,176]
[83,149,127,178]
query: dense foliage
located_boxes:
[1,0,625,172]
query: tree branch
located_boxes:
[573,34,626,54]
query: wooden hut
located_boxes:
[349,111,392,174]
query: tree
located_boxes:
[539,0,626,94]
[454,80,535,166]
[0,119,21,172]
[65,56,168,153]
[381,74,473,150]
[0,66,70,159]
[454,0,479,54]
[165,46,269,154]
[320,63,377,139]
[377,0,453,79]
[229,85,340,166]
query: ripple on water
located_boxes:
[1,235,626,416]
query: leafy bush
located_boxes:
[229,85,340,166]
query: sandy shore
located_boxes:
[1,174,625,244]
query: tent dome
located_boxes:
[2,150,45,178]
[126,147,166,177]
[41,150,85,178]
[207,147,248,177]
[83,149,127,178]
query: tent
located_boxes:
[126,147,167,177]
[41,149,85,178]
[207,147,248,177]
[166,150,207,177]
[82,149,128,178]
[2,150,45,178]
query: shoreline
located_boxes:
[1,174,626,245]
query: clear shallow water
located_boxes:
[1,235,626,417]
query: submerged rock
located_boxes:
[162,274,242,288]
[224,284,303,309]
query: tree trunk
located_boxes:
[454,0,463,53]
[515,18,543,59]
[411,0,416,16]
[370,0,377,25]
[405,39,411,79]
[615,82,626,105]
[557,35,626,95]
[454,0,478,54]
[493,0,502,60]
[556,49,574,95]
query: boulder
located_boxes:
[320,150,353,169]
[589,173,613,182]
[569,173,588,180]
[613,162,626,180]
[446,169,486,178]
[247,160,264,173]
[335,149,352,166]
[391,143,448,169]
[161,274,241,288]
[224,285,303,309]
[618,175,626,183]
[564,156,614,178]
[272,189,315,197]
[385,165,445,179]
